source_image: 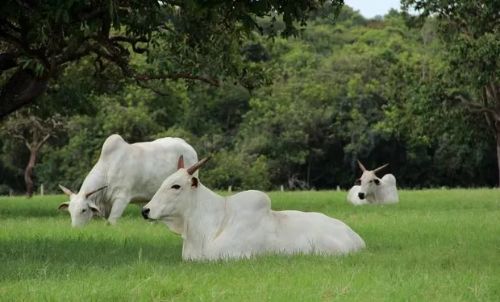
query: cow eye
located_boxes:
[171,184,181,190]
[374,179,380,185]
[81,209,87,213]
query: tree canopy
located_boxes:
[0,0,343,117]
[0,2,498,195]
[401,0,500,185]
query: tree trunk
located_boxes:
[24,148,38,198]
[306,157,311,189]
[23,134,51,197]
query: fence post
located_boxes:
[280,185,284,192]
[40,184,44,196]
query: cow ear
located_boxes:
[177,155,185,169]
[191,177,199,188]
[58,202,69,211]
[89,204,101,216]
[374,179,381,185]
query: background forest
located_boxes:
[0,4,498,194]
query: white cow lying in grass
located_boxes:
[347,161,399,205]
[142,156,365,261]
[58,134,198,227]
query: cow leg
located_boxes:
[107,198,129,225]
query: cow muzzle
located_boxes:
[358,192,365,200]
[141,207,150,219]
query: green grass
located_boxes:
[0,189,499,301]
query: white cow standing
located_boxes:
[347,161,399,205]
[58,134,198,227]
[142,156,365,261]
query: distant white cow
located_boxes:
[142,156,365,261]
[58,134,198,227]
[347,161,399,205]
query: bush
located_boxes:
[202,151,271,191]
[0,184,11,195]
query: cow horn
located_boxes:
[186,157,211,175]
[85,186,108,199]
[59,184,74,196]
[373,163,389,173]
[177,155,185,169]
[357,160,367,172]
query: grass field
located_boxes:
[0,189,499,301]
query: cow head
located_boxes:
[355,161,388,200]
[142,155,210,221]
[57,185,107,227]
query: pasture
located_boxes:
[0,190,499,301]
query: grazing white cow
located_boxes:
[347,161,399,205]
[58,134,198,227]
[142,156,365,261]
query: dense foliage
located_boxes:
[401,0,500,186]
[0,5,497,194]
[0,0,342,117]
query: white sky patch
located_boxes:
[344,0,401,18]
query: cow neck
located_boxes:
[370,185,385,203]
[79,162,108,202]
[366,192,377,203]
[182,183,226,252]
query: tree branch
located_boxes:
[0,18,21,33]
[487,81,499,104]
[0,69,48,119]
[54,40,95,65]
[457,94,500,121]
[91,46,134,77]
[0,30,50,69]
[0,30,25,51]
[11,133,26,142]
[36,133,51,150]
[135,73,219,86]
[110,36,149,53]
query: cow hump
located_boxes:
[101,134,127,158]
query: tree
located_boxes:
[402,0,500,185]
[0,0,344,118]
[1,111,64,196]
[2,4,496,192]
